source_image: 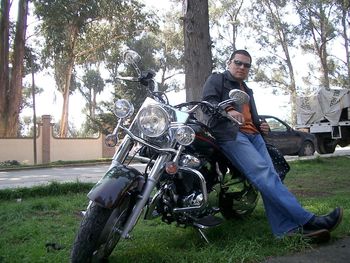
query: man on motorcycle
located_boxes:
[202,49,343,241]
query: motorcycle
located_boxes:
[70,50,261,262]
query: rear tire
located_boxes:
[71,196,132,263]
[316,136,336,154]
[219,180,259,219]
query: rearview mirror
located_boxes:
[123,50,141,65]
[229,89,250,105]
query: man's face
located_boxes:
[227,54,251,81]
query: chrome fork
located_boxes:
[121,154,171,238]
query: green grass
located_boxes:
[0,156,349,262]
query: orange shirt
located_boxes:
[239,84,259,134]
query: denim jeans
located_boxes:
[219,132,314,237]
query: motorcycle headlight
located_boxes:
[175,125,195,146]
[137,104,169,137]
[114,99,134,119]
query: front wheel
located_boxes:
[71,196,132,263]
[298,141,315,156]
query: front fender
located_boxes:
[87,164,144,209]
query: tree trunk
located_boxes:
[92,91,96,119]
[183,0,212,101]
[58,24,78,137]
[341,2,350,85]
[59,61,74,137]
[7,0,28,137]
[0,0,10,137]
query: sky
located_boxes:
[18,0,292,130]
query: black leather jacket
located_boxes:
[202,70,262,142]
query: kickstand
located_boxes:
[197,228,210,244]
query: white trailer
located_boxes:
[295,87,350,154]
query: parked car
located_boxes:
[260,115,316,156]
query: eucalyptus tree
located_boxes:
[88,35,163,135]
[250,0,299,124]
[110,35,163,109]
[80,69,104,120]
[0,0,29,137]
[34,0,157,137]
[335,0,350,87]
[294,0,339,89]
[0,0,11,137]
[183,0,212,101]
[209,0,245,70]
[157,10,185,93]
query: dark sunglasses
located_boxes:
[233,59,251,69]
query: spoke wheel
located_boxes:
[93,197,131,261]
[71,196,132,263]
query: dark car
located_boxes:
[260,115,316,156]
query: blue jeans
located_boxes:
[219,132,314,237]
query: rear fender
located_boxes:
[87,164,144,209]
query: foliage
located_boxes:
[209,0,245,70]
[7,0,349,136]
[33,0,159,137]
[294,0,342,89]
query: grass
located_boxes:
[0,156,349,262]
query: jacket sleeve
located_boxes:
[201,73,240,142]
[202,73,223,105]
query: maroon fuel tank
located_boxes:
[187,121,222,158]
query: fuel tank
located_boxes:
[187,121,221,157]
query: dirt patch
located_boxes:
[289,189,333,198]
[263,236,350,263]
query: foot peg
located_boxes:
[193,215,223,229]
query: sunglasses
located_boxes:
[233,59,251,69]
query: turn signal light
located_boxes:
[165,161,178,174]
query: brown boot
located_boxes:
[287,228,331,243]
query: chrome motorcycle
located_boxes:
[70,50,259,262]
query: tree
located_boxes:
[0,0,10,136]
[80,69,104,120]
[0,0,29,137]
[157,11,185,93]
[250,0,299,124]
[34,0,156,137]
[295,0,338,89]
[335,0,350,87]
[209,0,245,70]
[182,0,212,101]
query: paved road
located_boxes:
[0,163,146,189]
[284,145,350,161]
[1,147,349,190]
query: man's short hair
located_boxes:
[229,50,252,63]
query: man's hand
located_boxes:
[226,109,245,124]
[260,121,270,135]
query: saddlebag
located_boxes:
[266,144,290,181]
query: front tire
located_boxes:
[298,141,315,156]
[71,196,132,263]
